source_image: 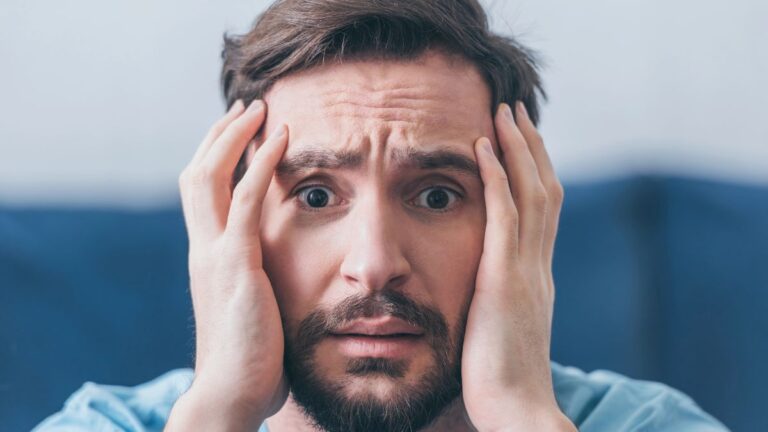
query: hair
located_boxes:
[221,0,547,184]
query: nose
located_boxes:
[339,192,411,293]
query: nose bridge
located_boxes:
[339,185,410,292]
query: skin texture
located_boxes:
[257,52,490,430]
[166,50,575,432]
[257,52,493,347]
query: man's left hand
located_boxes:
[461,102,576,432]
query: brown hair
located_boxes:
[221,0,546,183]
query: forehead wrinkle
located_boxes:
[315,85,458,129]
[264,50,491,131]
[317,84,448,109]
[323,106,451,131]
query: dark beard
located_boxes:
[283,289,468,432]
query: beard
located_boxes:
[283,289,469,432]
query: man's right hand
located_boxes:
[165,99,289,431]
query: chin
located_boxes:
[342,374,409,399]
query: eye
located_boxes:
[294,185,340,211]
[412,186,462,213]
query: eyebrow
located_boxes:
[275,146,480,180]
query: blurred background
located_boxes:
[1,0,766,430]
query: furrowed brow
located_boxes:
[275,148,364,177]
[275,145,480,180]
[391,146,480,180]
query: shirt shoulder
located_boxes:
[550,361,730,431]
[32,369,262,432]
[34,364,729,431]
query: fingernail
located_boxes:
[481,138,493,155]
[229,99,244,113]
[247,99,264,113]
[503,103,514,121]
[517,101,529,119]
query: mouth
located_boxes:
[329,316,425,358]
[332,316,424,336]
[329,333,424,358]
[335,333,422,338]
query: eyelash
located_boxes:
[292,183,464,214]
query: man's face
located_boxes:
[254,50,497,430]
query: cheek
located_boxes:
[260,183,486,329]
[412,215,484,330]
[260,193,336,327]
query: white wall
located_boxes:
[502,0,768,183]
[1,0,766,206]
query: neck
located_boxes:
[265,393,476,432]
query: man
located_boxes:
[35,0,728,431]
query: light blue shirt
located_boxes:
[33,361,729,431]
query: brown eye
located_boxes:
[413,187,461,213]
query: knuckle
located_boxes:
[232,187,253,205]
[512,135,529,149]
[178,169,190,187]
[186,168,209,187]
[178,169,203,196]
[491,171,510,187]
[529,183,549,210]
[192,163,228,186]
[206,128,224,145]
[522,181,550,211]
[499,203,519,225]
[231,184,256,207]
[208,118,230,138]
[549,181,565,206]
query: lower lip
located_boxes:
[330,334,424,358]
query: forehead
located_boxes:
[262,50,494,159]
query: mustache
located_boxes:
[282,290,467,432]
[290,290,449,351]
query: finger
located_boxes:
[227,124,288,242]
[515,102,564,269]
[474,136,520,263]
[495,103,547,262]
[186,99,267,237]
[191,99,245,166]
[203,99,266,177]
[179,100,242,244]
